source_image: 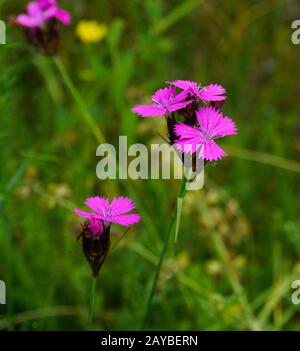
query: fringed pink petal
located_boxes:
[196,107,237,138]
[174,122,203,140]
[202,140,227,161]
[74,208,93,219]
[110,197,136,216]
[169,100,193,112]
[198,84,226,101]
[109,214,141,226]
[85,196,109,214]
[131,104,166,117]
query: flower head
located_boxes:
[76,20,107,44]
[132,87,193,117]
[174,107,237,161]
[75,196,140,277]
[17,0,71,28]
[75,196,141,228]
[170,80,226,102]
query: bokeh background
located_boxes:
[1,0,300,330]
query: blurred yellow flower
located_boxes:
[76,20,107,44]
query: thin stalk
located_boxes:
[53,56,106,145]
[258,274,295,327]
[86,276,97,329]
[211,232,262,330]
[142,176,187,329]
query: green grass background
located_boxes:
[1,0,300,330]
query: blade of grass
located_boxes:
[53,56,106,145]
[174,197,183,244]
[224,145,300,173]
[150,0,202,35]
[211,231,262,330]
[258,275,296,326]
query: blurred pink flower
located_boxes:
[174,107,237,161]
[170,80,226,102]
[132,87,193,117]
[75,196,141,228]
[17,0,71,28]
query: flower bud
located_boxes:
[79,221,111,277]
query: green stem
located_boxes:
[53,56,106,145]
[86,276,97,329]
[142,176,187,329]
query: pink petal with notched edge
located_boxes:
[174,123,204,153]
[175,107,237,161]
[169,80,201,97]
[196,107,237,139]
[151,87,175,103]
[85,196,109,214]
[131,104,166,117]
[175,139,202,154]
[174,122,203,140]
[109,214,141,226]
[74,208,93,219]
[210,116,237,138]
[168,100,193,112]
[55,8,71,25]
[171,90,188,103]
[198,84,226,101]
[169,80,197,91]
[169,80,189,89]
[201,140,227,161]
[110,197,136,216]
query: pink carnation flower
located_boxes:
[170,80,226,102]
[75,196,141,235]
[17,0,71,28]
[132,87,193,117]
[174,107,237,161]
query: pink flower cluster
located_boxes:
[17,0,71,28]
[132,80,237,161]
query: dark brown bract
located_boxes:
[24,19,60,55]
[78,223,111,277]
